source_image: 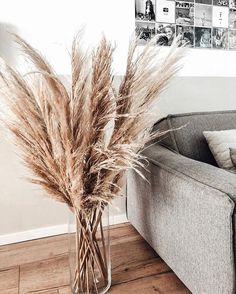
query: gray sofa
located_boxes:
[127,110,236,294]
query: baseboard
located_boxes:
[0,213,128,246]
[109,213,128,226]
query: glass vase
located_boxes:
[68,205,111,294]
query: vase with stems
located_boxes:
[0,32,183,294]
[68,205,111,294]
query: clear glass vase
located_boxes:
[68,205,111,294]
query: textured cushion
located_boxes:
[153,110,236,165]
[203,129,236,171]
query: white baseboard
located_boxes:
[0,224,69,246]
[109,213,128,226]
[0,213,127,246]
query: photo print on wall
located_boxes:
[176,1,194,25]
[212,27,228,48]
[230,0,236,9]
[194,4,212,27]
[176,25,195,46]
[135,0,236,49]
[156,23,176,45]
[135,22,156,44]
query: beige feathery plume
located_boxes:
[0,34,185,212]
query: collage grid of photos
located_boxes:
[135,0,236,49]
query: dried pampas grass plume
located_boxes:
[0,34,185,212]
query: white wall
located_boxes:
[0,124,126,238]
[0,0,132,242]
[156,77,236,117]
[1,0,236,243]
[1,0,236,77]
[0,0,135,76]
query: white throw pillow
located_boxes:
[203,129,236,170]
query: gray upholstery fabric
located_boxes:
[143,144,236,202]
[153,110,236,166]
[127,144,236,294]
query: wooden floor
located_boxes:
[0,223,191,294]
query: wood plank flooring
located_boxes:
[0,223,191,294]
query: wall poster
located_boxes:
[135,0,236,49]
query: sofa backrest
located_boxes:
[154,110,236,166]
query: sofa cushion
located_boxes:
[153,110,236,165]
[203,129,236,170]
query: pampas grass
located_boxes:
[0,33,184,293]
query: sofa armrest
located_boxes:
[143,144,236,202]
[127,144,236,293]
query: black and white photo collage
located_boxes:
[135,0,236,49]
